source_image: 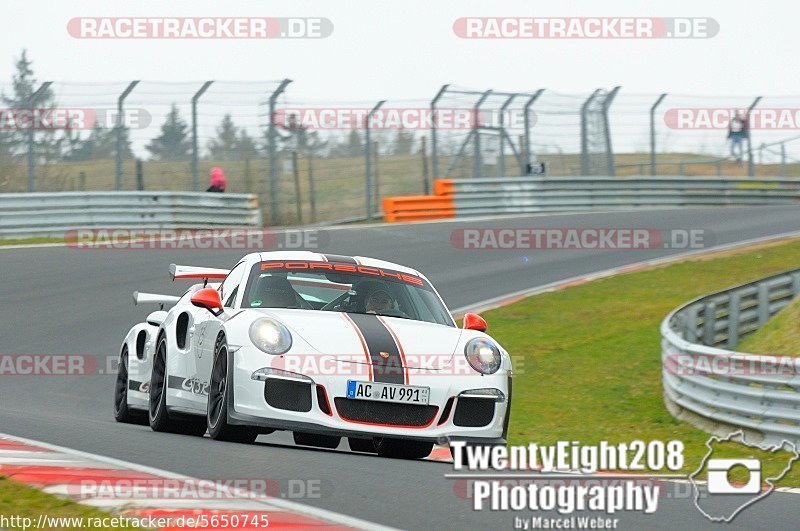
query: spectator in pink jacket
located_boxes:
[207,167,227,193]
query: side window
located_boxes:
[220,262,246,308]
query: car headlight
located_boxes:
[464,338,501,375]
[249,318,292,355]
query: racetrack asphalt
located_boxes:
[2,206,800,530]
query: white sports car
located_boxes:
[114,252,512,459]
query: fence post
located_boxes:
[365,100,386,219]
[26,82,52,192]
[602,86,621,176]
[191,81,214,192]
[781,143,787,177]
[430,84,449,180]
[135,159,144,191]
[580,89,601,176]
[292,150,302,223]
[267,79,292,225]
[421,136,430,194]
[498,95,516,178]
[650,93,667,176]
[523,89,545,176]
[472,90,492,178]
[373,141,380,212]
[307,152,316,223]
[115,81,139,192]
[746,96,762,177]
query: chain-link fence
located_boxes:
[3,80,800,226]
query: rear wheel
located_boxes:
[375,438,433,459]
[207,334,259,443]
[293,432,341,449]
[114,346,146,424]
[148,333,207,436]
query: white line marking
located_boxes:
[0,433,399,531]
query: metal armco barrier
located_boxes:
[383,176,800,222]
[0,192,262,239]
[661,268,800,446]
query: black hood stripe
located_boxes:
[346,312,405,384]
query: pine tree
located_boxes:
[145,104,191,161]
[207,114,239,161]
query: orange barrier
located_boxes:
[433,178,454,196]
[382,195,454,222]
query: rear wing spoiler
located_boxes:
[132,291,181,307]
[169,263,230,281]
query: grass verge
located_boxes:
[0,477,142,530]
[738,296,800,355]
[488,237,800,485]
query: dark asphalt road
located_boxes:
[2,206,800,530]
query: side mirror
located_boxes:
[146,310,168,327]
[191,287,223,316]
[463,313,488,332]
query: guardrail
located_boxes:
[383,176,800,222]
[661,268,800,446]
[0,192,262,239]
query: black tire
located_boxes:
[207,333,259,443]
[375,438,433,459]
[348,437,377,453]
[148,333,207,436]
[293,432,341,449]
[114,346,146,424]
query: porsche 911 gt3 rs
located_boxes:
[114,252,512,459]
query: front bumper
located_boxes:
[226,346,511,444]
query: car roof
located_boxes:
[248,251,424,278]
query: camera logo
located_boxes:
[706,458,761,494]
[689,431,799,523]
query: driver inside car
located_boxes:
[364,288,394,314]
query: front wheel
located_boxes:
[207,333,259,443]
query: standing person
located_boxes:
[207,166,227,193]
[727,112,749,163]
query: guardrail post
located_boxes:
[191,81,214,192]
[683,306,699,342]
[703,302,717,346]
[602,86,621,176]
[115,81,139,192]
[792,272,800,297]
[649,93,667,176]
[430,84,449,181]
[727,293,741,349]
[746,96,762,177]
[365,100,385,219]
[26,82,52,192]
[716,160,722,176]
[757,282,769,326]
[523,89,544,176]
[267,79,293,225]
[580,89,601,175]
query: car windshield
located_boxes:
[241,261,454,327]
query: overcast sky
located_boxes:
[0,0,795,101]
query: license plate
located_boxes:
[346,380,430,405]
